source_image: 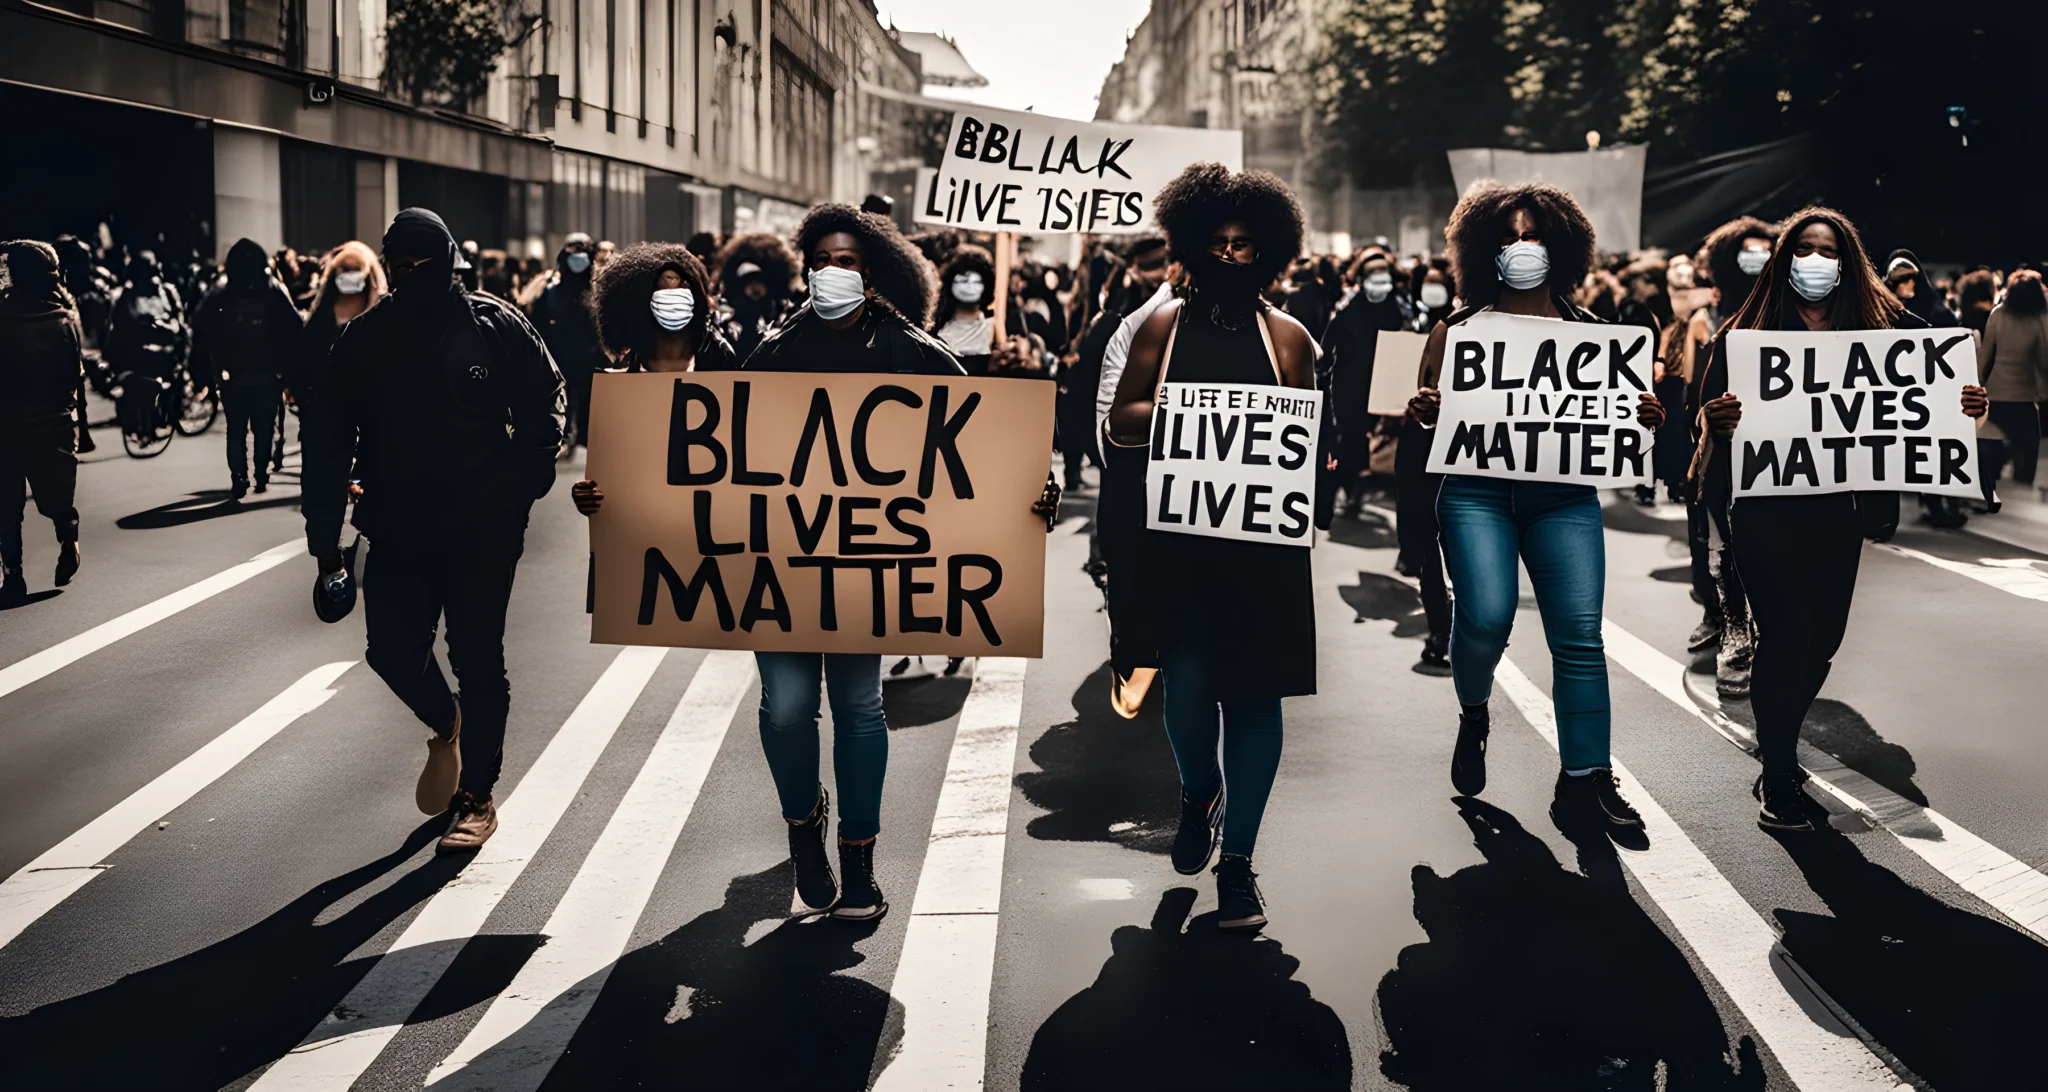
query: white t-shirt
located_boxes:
[936,314,993,358]
[1094,281,1176,460]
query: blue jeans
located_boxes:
[754,652,888,841]
[1436,475,1610,771]
[1161,651,1284,857]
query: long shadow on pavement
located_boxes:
[1774,830,2048,1090]
[117,489,300,530]
[0,819,496,1091]
[1020,886,1352,1090]
[1376,798,1765,1090]
[1014,660,1179,856]
[533,862,896,1091]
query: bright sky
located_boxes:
[871,0,1155,123]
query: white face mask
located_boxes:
[650,286,695,331]
[564,252,592,275]
[951,271,985,305]
[1363,274,1393,303]
[1736,246,1771,277]
[1419,282,1450,309]
[808,266,867,321]
[1496,240,1551,291]
[333,269,368,295]
[1789,253,1841,302]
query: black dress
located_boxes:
[1139,303,1317,700]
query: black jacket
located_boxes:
[0,297,84,431]
[192,243,303,391]
[743,300,964,376]
[299,286,566,555]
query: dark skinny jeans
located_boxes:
[1731,493,1862,780]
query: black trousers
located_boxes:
[1989,401,2042,486]
[362,504,532,798]
[1394,418,1452,640]
[1,422,79,577]
[1731,493,1861,780]
[224,387,282,488]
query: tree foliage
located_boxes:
[383,0,511,108]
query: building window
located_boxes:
[770,45,831,197]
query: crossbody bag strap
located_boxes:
[1254,307,1282,384]
[1104,304,1181,450]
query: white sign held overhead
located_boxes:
[1425,313,1656,486]
[1723,328,1982,498]
[926,104,1242,235]
[1145,381,1321,547]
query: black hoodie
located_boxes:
[191,238,303,390]
[1,241,85,430]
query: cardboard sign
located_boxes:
[1425,312,1654,485]
[586,372,1054,656]
[927,104,1242,235]
[1367,330,1429,415]
[1145,381,1322,547]
[1724,328,1981,498]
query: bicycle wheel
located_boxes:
[177,383,219,435]
[122,419,175,458]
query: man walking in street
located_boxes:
[299,208,566,852]
[191,239,302,498]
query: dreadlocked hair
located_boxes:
[1154,162,1304,289]
[795,203,938,327]
[1445,181,1596,307]
[1702,215,1776,315]
[1726,207,1901,334]
[715,233,797,297]
[592,243,713,361]
[935,245,995,322]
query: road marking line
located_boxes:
[1602,618,2048,944]
[1494,658,1908,1090]
[872,656,1028,1092]
[423,650,755,1089]
[0,540,302,701]
[0,661,355,950]
[248,645,668,1091]
[1873,541,2048,603]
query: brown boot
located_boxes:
[416,703,462,815]
[437,790,497,853]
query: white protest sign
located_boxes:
[1145,381,1321,547]
[1425,312,1655,485]
[927,104,1242,235]
[1367,330,1429,416]
[1724,328,1981,498]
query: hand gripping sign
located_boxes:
[1723,328,1981,498]
[1145,381,1323,547]
[1425,312,1655,486]
[585,372,1054,656]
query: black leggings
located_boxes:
[1731,494,1861,779]
[1990,401,2042,486]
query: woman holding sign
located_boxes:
[1407,183,1667,838]
[1109,164,1318,932]
[1693,208,1987,832]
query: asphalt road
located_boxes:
[3,412,2045,1091]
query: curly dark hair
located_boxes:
[935,244,995,322]
[1153,162,1304,289]
[794,203,938,326]
[1702,215,1776,310]
[592,243,712,361]
[1444,181,1596,308]
[714,233,797,297]
[1726,206,1901,333]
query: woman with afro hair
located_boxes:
[931,244,1029,378]
[1693,207,1985,832]
[713,233,799,361]
[1106,163,1319,931]
[1408,182,1667,837]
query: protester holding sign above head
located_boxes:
[1408,182,1666,839]
[714,233,800,363]
[1693,208,1987,832]
[1108,163,1319,932]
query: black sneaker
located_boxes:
[833,839,888,922]
[787,789,838,915]
[1755,774,1820,833]
[1171,786,1226,875]
[1416,633,1452,677]
[1550,769,1643,830]
[230,479,248,501]
[1686,615,1723,652]
[1214,854,1266,932]
[1451,707,1489,796]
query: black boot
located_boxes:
[1213,854,1267,932]
[1416,632,1452,676]
[1451,703,1489,796]
[1171,785,1226,875]
[833,838,888,922]
[1755,773,1821,833]
[786,788,838,915]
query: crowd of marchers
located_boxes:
[0,162,2035,932]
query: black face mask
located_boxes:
[1190,253,1265,312]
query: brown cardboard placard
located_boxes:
[586,371,1054,656]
